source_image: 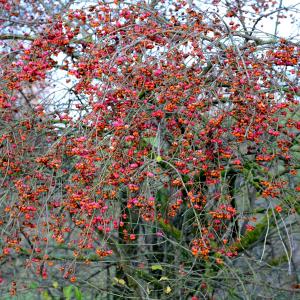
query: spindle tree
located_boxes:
[0,0,299,299]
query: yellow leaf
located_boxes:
[156,156,162,162]
[159,276,169,281]
[113,277,126,286]
[151,264,163,271]
[164,286,172,294]
[118,279,126,286]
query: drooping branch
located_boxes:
[0,34,36,41]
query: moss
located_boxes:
[158,218,182,241]
[268,254,289,266]
[235,211,276,251]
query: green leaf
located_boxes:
[144,137,159,148]
[29,282,38,289]
[151,264,163,271]
[42,291,52,300]
[138,90,148,99]
[74,286,83,300]
[63,285,73,300]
